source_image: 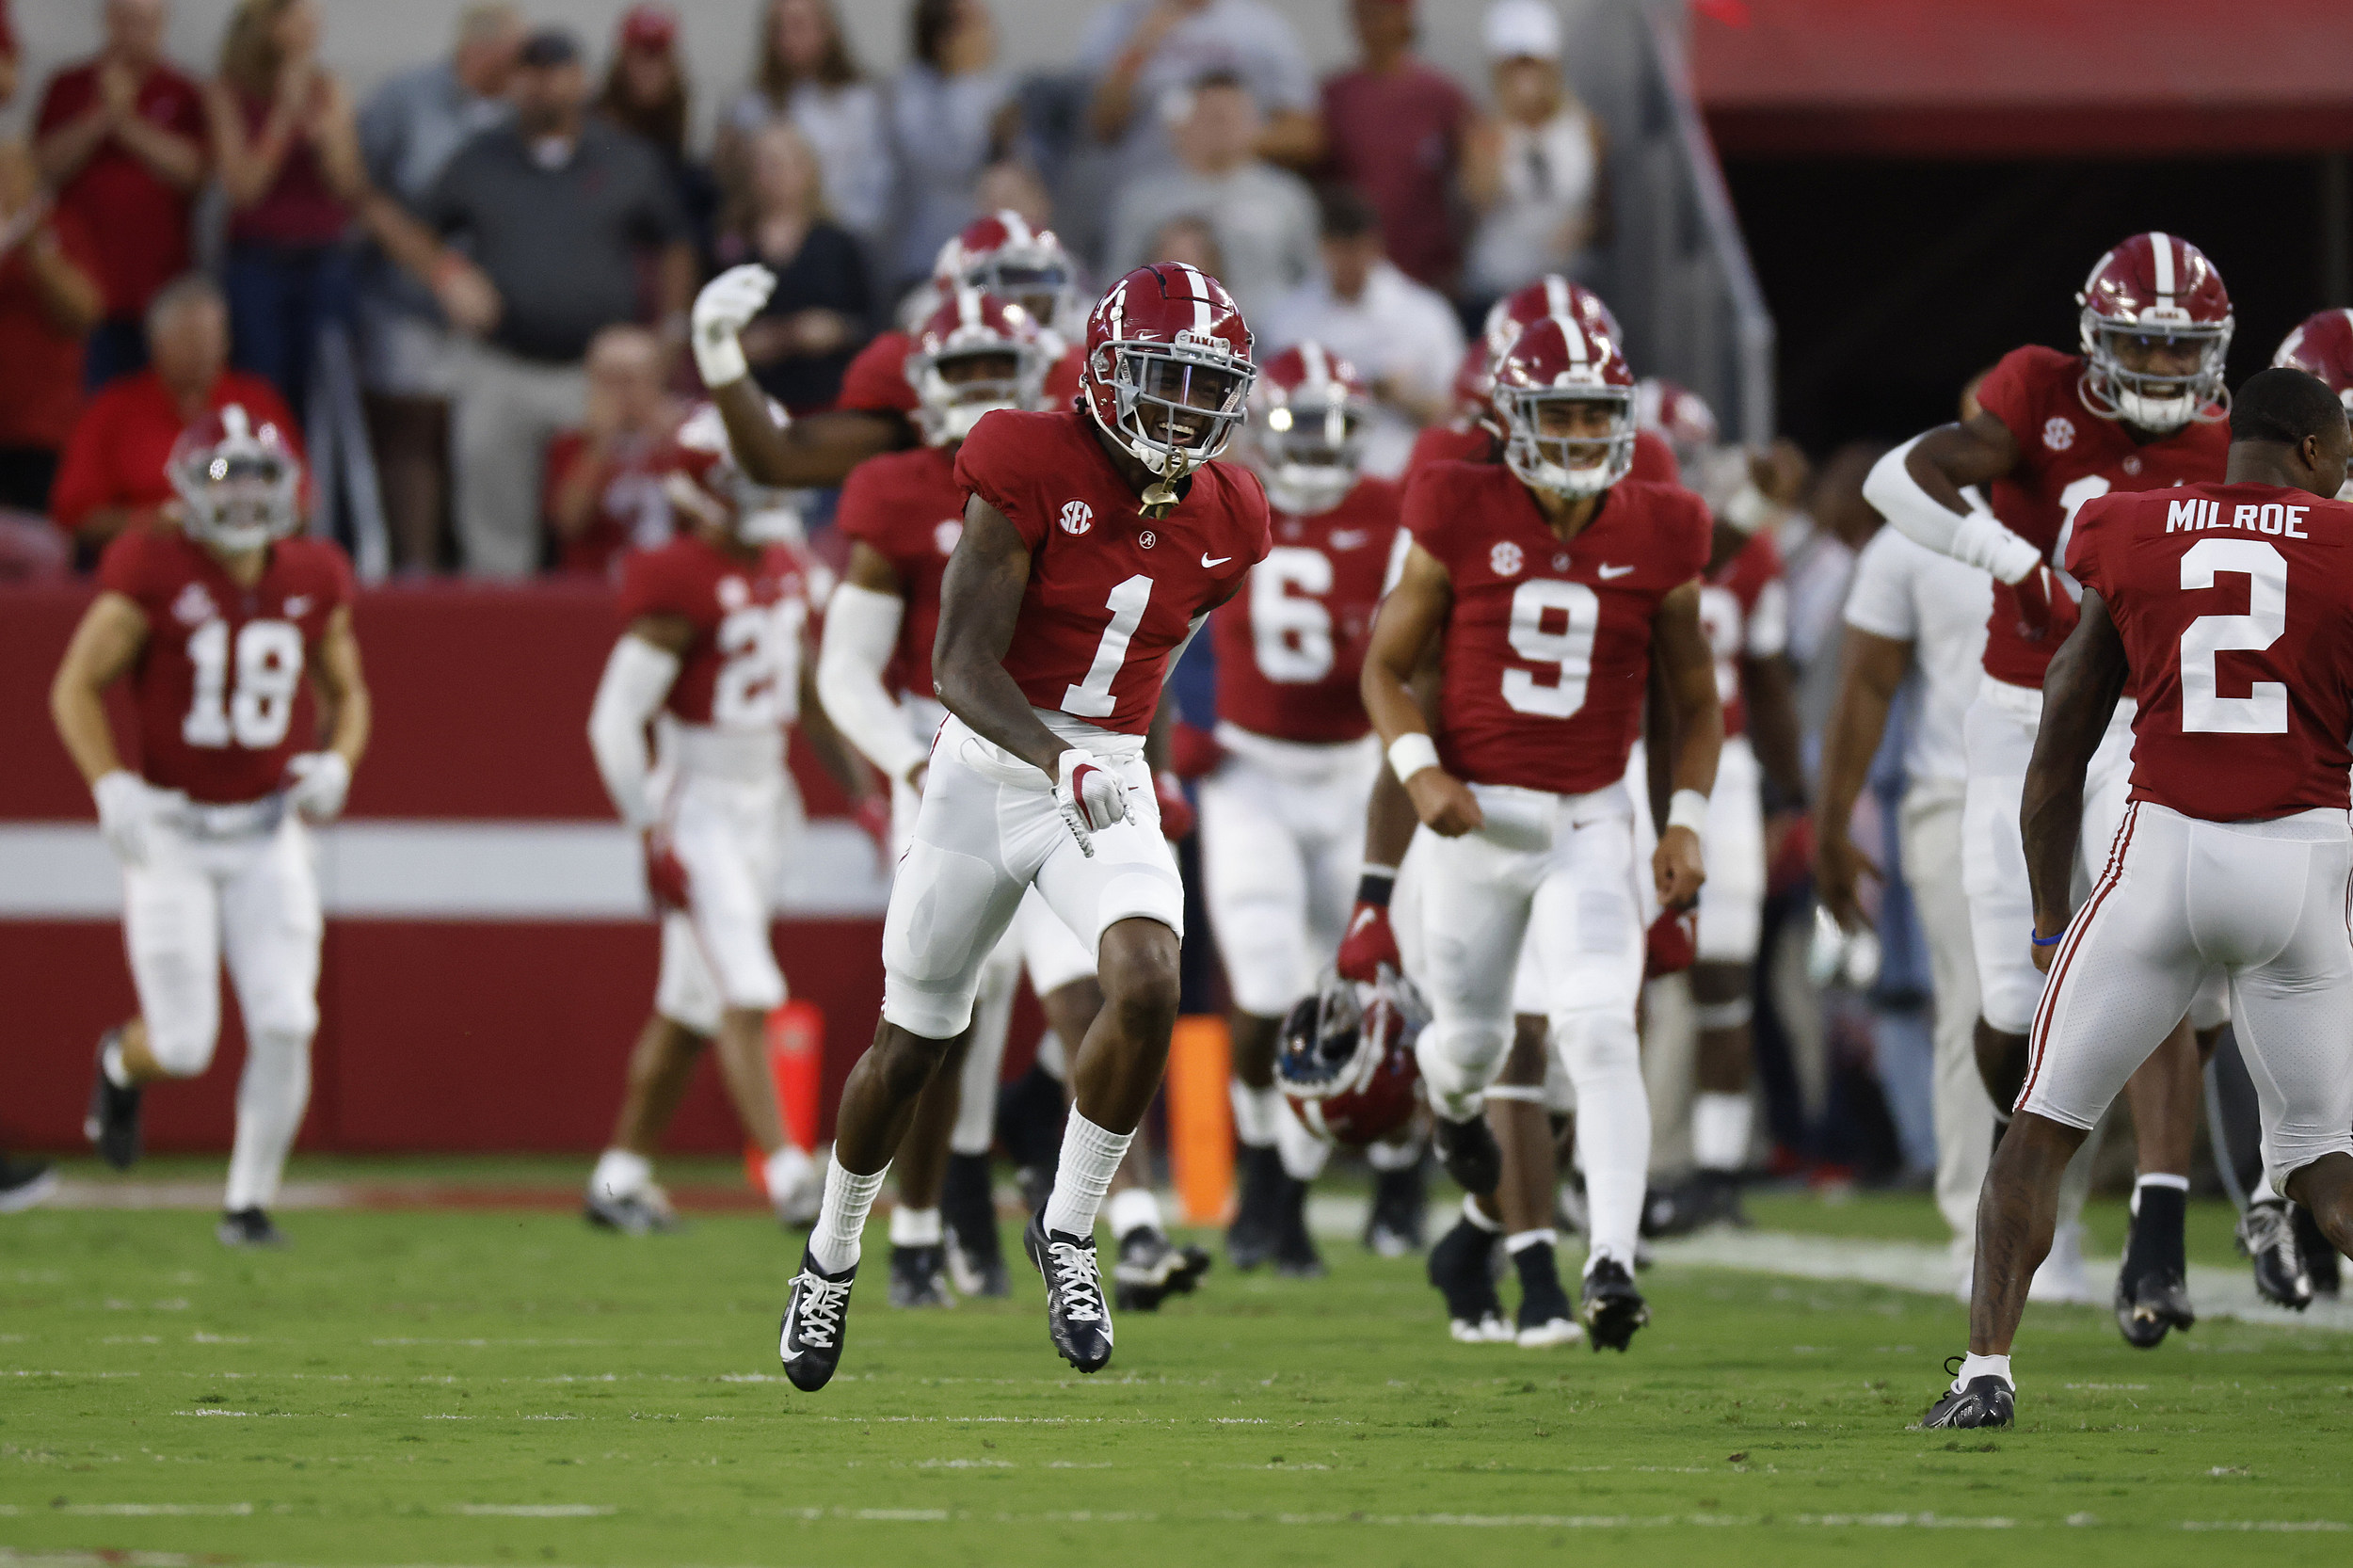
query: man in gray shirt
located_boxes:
[373,28,693,578]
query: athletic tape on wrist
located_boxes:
[1386,731,1441,784]
[1666,789,1709,838]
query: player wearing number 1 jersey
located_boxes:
[54,408,368,1247]
[1864,233,2233,1342]
[1366,311,1721,1352]
[780,264,1270,1389]
[1929,369,2353,1430]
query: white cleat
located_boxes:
[1515,1316,1586,1349]
[1449,1312,1514,1344]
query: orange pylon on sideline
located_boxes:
[744,998,825,1192]
[1167,1014,1233,1225]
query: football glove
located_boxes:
[1153,770,1195,840]
[1335,901,1401,984]
[690,264,776,390]
[642,827,692,913]
[92,770,167,868]
[283,751,350,824]
[1054,748,1127,857]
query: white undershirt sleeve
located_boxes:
[1863,437,2042,585]
[816,581,927,785]
[587,634,681,831]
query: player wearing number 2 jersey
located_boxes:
[1864,233,2233,1343]
[53,407,368,1248]
[1366,309,1721,1352]
[581,403,866,1240]
[1929,368,2353,1431]
[781,264,1270,1389]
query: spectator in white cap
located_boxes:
[1461,0,1609,304]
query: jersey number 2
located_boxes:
[183,619,303,750]
[2178,538,2286,734]
[1501,580,1601,719]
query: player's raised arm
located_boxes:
[1361,540,1481,837]
[1863,414,2041,583]
[690,265,912,489]
[1650,580,1722,911]
[2020,586,2128,968]
[932,495,1074,780]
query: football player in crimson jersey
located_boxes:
[2274,310,2353,503]
[1193,342,1416,1278]
[1928,370,2353,1430]
[682,213,1087,488]
[779,264,1271,1388]
[1865,232,2234,1343]
[54,408,369,1248]
[581,403,871,1240]
[1365,311,1722,1352]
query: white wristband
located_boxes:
[1386,731,1441,784]
[1952,507,2042,585]
[1666,790,1709,839]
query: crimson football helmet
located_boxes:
[2275,309,2353,500]
[1081,263,1257,482]
[1448,336,1497,424]
[1633,377,1720,478]
[2076,232,2233,433]
[1493,311,1638,498]
[1277,968,1426,1147]
[1248,341,1369,516]
[1482,275,1624,368]
[664,399,802,544]
[168,404,303,553]
[904,286,1048,447]
[934,209,1081,340]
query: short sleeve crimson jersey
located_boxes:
[1404,422,1679,484]
[97,526,356,805]
[834,443,966,698]
[1974,344,2228,688]
[1696,529,1788,739]
[1408,462,1711,792]
[836,329,1086,417]
[2067,483,2353,820]
[617,534,817,729]
[955,408,1273,736]
[1211,475,1402,744]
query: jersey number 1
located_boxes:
[1063,575,1153,719]
[2178,538,2287,734]
[183,618,303,750]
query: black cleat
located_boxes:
[1026,1213,1113,1371]
[939,1152,1009,1297]
[1225,1144,1285,1271]
[2293,1203,2342,1298]
[777,1248,856,1391]
[1112,1224,1211,1311]
[1511,1240,1582,1347]
[1433,1114,1501,1196]
[1271,1176,1324,1279]
[2237,1199,2313,1312]
[2114,1266,2196,1348]
[1579,1257,1650,1352]
[1427,1217,1511,1343]
[888,1242,953,1308]
[84,1030,143,1171]
[584,1185,680,1236]
[216,1208,285,1247]
[1364,1160,1427,1256]
[0,1155,56,1214]
[1922,1360,2014,1430]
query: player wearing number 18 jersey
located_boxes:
[1929,368,2353,1430]
[54,408,367,1247]
[782,264,1270,1389]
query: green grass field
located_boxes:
[5,1164,2351,1567]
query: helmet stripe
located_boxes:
[1544,275,1570,319]
[2149,232,2175,300]
[1173,262,1213,334]
[1300,340,1329,388]
[1000,210,1032,248]
[1557,313,1589,365]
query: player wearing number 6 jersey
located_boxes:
[1366,311,1721,1352]
[1928,368,2353,1430]
[779,264,1270,1388]
[1864,233,2233,1341]
[52,408,367,1248]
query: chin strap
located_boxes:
[1140,446,1195,519]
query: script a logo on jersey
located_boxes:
[2043,416,2076,453]
[1490,540,1524,578]
[171,581,217,628]
[1060,499,1094,536]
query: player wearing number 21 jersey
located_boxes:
[1929,367,2353,1432]
[54,407,367,1248]
[1366,309,1721,1352]
[782,264,1270,1390]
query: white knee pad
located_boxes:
[1417,1020,1508,1122]
[144,1007,222,1079]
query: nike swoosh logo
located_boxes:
[1201,553,1231,568]
[1328,530,1368,550]
[1597,564,1635,580]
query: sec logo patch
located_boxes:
[1059,500,1094,536]
[2042,416,2075,452]
[1490,540,1523,577]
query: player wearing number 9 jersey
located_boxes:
[1929,368,2353,1432]
[782,264,1270,1390]
[52,407,367,1248]
[1366,310,1721,1352]
[582,402,863,1240]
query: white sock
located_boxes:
[1691,1091,1753,1173]
[2131,1171,2190,1215]
[591,1148,653,1201]
[1504,1228,1557,1255]
[1366,1137,1421,1173]
[1230,1080,1280,1147]
[762,1144,813,1201]
[809,1155,887,1273]
[223,1030,311,1213]
[1462,1193,1501,1232]
[1041,1112,1130,1238]
[1955,1352,2012,1389]
[1105,1185,1160,1240]
[889,1205,942,1246]
[103,1034,134,1088]
[2249,1171,2280,1205]
[1273,1096,1331,1182]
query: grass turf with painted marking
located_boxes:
[4,1187,2350,1566]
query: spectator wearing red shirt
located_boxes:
[33,0,210,389]
[1317,0,1472,294]
[543,325,683,577]
[51,275,301,557]
[0,139,106,514]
